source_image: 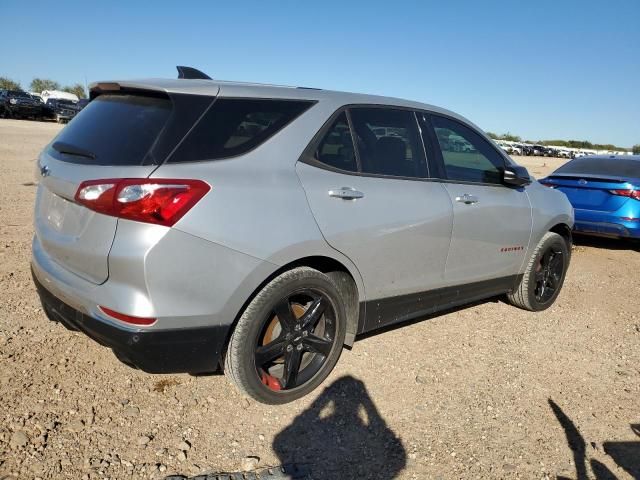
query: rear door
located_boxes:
[34,90,215,284]
[422,113,532,287]
[296,107,453,329]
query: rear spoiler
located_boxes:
[546,173,632,183]
[89,66,214,99]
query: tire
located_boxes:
[507,232,570,311]
[225,267,347,404]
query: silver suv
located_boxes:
[32,69,574,404]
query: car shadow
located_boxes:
[272,375,406,479]
[572,234,639,252]
[549,398,640,479]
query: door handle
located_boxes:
[328,187,364,200]
[455,194,479,204]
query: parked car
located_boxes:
[531,145,547,156]
[496,142,519,155]
[510,145,522,155]
[541,155,640,239]
[31,70,574,404]
[0,90,45,119]
[40,89,79,105]
[521,145,534,156]
[545,148,560,157]
[43,98,81,123]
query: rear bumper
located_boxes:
[574,220,639,238]
[574,210,640,239]
[33,269,227,374]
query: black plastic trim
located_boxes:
[359,274,522,334]
[33,270,227,374]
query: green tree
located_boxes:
[0,77,21,90]
[632,144,640,154]
[62,83,87,99]
[486,132,498,139]
[30,78,60,93]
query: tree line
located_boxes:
[487,132,637,154]
[0,76,86,99]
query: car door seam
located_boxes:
[440,182,456,278]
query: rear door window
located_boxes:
[48,94,172,165]
[169,99,314,163]
[349,107,428,178]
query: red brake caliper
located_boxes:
[260,371,282,391]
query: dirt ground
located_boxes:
[0,118,638,480]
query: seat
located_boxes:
[373,136,414,177]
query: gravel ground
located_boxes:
[0,118,639,480]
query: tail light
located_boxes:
[609,189,640,201]
[75,179,210,227]
[539,180,556,188]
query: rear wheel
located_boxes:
[507,232,570,311]
[225,267,346,404]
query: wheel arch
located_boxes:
[549,222,573,248]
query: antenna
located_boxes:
[176,66,212,80]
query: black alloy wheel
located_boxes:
[255,289,337,391]
[225,267,347,404]
[534,246,564,304]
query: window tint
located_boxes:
[314,112,357,172]
[431,115,505,184]
[170,99,314,162]
[555,158,640,178]
[349,108,427,178]
[48,94,172,166]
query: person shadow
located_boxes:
[272,375,406,479]
[549,398,640,479]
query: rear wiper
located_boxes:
[52,141,96,160]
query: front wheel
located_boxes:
[225,267,346,404]
[507,232,570,311]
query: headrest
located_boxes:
[375,136,406,160]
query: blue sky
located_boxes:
[2,1,638,146]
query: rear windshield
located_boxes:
[168,98,314,163]
[555,158,640,178]
[48,94,171,165]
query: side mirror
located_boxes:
[502,165,531,187]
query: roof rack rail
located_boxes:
[176,66,212,80]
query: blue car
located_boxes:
[541,155,640,239]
